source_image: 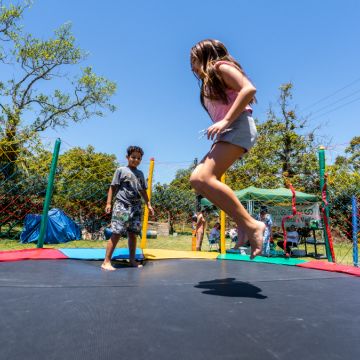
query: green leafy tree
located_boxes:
[151,183,195,233]
[169,166,194,191]
[0,136,50,239]
[0,2,116,176]
[0,1,27,57]
[53,146,118,229]
[345,136,360,172]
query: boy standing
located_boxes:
[101,146,154,271]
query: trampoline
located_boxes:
[0,258,359,360]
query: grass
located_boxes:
[0,235,358,266]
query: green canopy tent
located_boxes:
[200,186,318,209]
[201,186,321,255]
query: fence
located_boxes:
[0,137,359,266]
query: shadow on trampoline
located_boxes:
[111,260,146,269]
[194,277,267,299]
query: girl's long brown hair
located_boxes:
[190,39,255,110]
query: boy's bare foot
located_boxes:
[247,221,266,259]
[101,262,116,271]
[129,261,143,268]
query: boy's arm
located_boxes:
[106,168,121,213]
[105,185,116,213]
[140,189,154,216]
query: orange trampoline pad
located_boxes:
[297,260,360,277]
[0,248,68,262]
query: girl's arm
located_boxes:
[207,64,256,140]
[196,214,204,231]
[140,189,154,216]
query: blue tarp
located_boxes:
[20,208,81,244]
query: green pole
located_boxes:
[37,138,61,248]
[318,146,333,262]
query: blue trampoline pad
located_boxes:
[59,248,144,260]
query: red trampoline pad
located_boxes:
[0,248,68,262]
[298,260,360,277]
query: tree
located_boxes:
[53,146,118,229]
[0,1,27,57]
[0,2,116,176]
[169,166,195,191]
[151,183,195,233]
[227,83,319,194]
[0,135,50,239]
[345,136,360,172]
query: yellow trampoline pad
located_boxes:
[143,249,218,260]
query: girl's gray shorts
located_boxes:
[214,111,258,152]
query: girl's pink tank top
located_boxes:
[203,61,253,122]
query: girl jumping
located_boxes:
[189,39,265,259]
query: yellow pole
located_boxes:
[192,228,197,251]
[220,173,226,254]
[140,158,155,249]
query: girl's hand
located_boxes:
[207,119,230,140]
[105,204,112,213]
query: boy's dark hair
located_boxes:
[127,146,144,157]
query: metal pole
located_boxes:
[140,158,155,249]
[318,146,333,262]
[352,195,358,267]
[37,138,61,248]
[220,174,226,254]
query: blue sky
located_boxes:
[15,0,360,183]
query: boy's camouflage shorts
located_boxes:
[111,201,142,236]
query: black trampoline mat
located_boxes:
[1,259,359,360]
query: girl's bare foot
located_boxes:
[101,262,116,271]
[247,221,266,259]
[236,226,248,248]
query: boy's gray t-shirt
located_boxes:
[111,166,147,206]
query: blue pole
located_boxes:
[352,196,358,267]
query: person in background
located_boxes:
[229,227,238,243]
[209,222,221,251]
[195,210,206,251]
[209,222,221,241]
[256,206,273,256]
[277,224,299,254]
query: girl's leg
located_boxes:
[101,234,121,270]
[128,232,142,267]
[190,141,265,259]
[196,230,204,251]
